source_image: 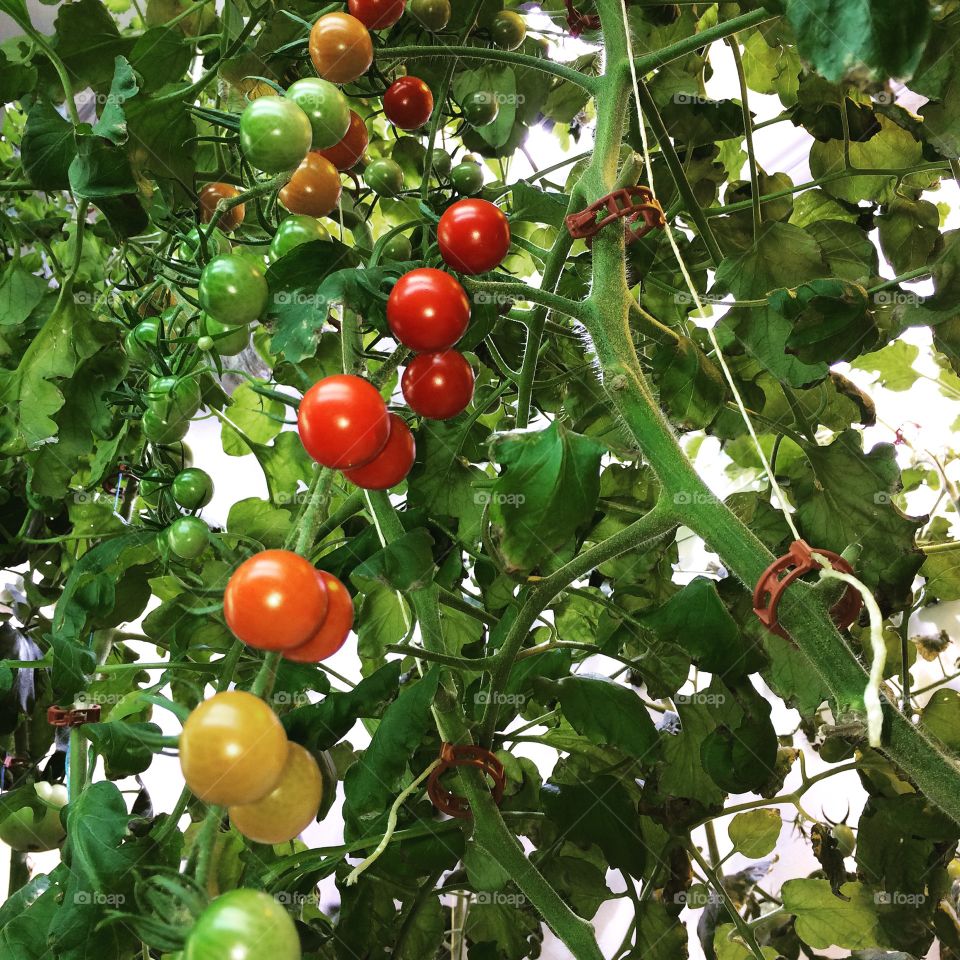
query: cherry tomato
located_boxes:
[167,516,209,560]
[147,375,202,422]
[285,571,355,663]
[343,414,416,490]
[172,468,213,509]
[143,409,189,445]
[270,214,330,260]
[491,10,526,49]
[309,13,374,85]
[450,160,484,195]
[124,318,161,363]
[384,76,434,131]
[461,91,498,127]
[239,97,313,173]
[184,889,301,960]
[229,743,323,844]
[285,77,351,150]
[317,111,369,170]
[179,226,232,263]
[199,254,269,326]
[408,0,450,31]
[402,350,474,420]
[298,375,391,468]
[179,691,289,805]
[365,157,404,197]
[278,152,342,218]
[381,232,413,261]
[0,782,67,852]
[200,313,250,356]
[199,183,245,232]
[438,199,511,274]
[224,550,328,651]
[348,0,405,29]
[387,268,471,352]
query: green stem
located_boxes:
[726,36,761,241]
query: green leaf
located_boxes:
[853,340,920,392]
[221,381,285,455]
[781,879,884,950]
[628,901,688,960]
[21,100,74,191]
[511,181,570,228]
[82,720,162,778]
[352,528,436,592]
[52,0,135,91]
[877,198,942,274]
[129,27,193,92]
[921,688,960,750]
[784,0,930,82]
[465,901,543,960]
[452,65,517,149]
[489,421,605,573]
[652,336,725,430]
[226,497,291,549]
[728,809,782,858]
[92,56,139,145]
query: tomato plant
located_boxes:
[8,2,960,959]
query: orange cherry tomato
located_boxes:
[228,743,323,843]
[179,691,289,806]
[224,549,328,651]
[279,152,343,218]
[199,182,245,232]
[285,572,355,663]
[309,13,374,85]
[317,111,369,171]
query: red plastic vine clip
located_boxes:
[427,742,506,819]
[565,0,600,36]
[47,705,101,727]
[752,540,863,640]
[564,187,666,247]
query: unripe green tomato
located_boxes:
[199,254,269,327]
[381,233,413,261]
[428,148,451,178]
[451,160,484,195]
[365,157,405,197]
[286,77,351,150]
[178,227,231,262]
[239,96,313,173]
[125,318,161,364]
[167,516,209,560]
[833,824,855,857]
[143,409,190,445]
[0,782,68,852]
[408,0,450,30]
[391,137,428,180]
[138,468,169,506]
[172,468,214,510]
[201,313,250,356]
[270,215,330,260]
[948,859,960,881]
[461,91,499,126]
[491,10,526,50]
[147,375,202,423]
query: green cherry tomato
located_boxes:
[143,409,189,445]
[270,215,330,260]
[200,313,250,356]
[365,157,405,197]
[167,516,209,560]
[0,782,68,852]
[491,10,526,49]
[197,335,215,351]
[286,77,351,150]
[428,148,452,178]
[172,467,214,510]
[381,233,413,261]
[199,254,269,326]
[833,824,856,857]
[239,96,313,173]
[184,889,301,960]
[461,91,499,126]
[138,468,170,506]
[391,137,427,181]
[408,0,450,31]
[178,227,231,263]
[451,160,484,195]
[147,375,202,422]
[124,318,161,364]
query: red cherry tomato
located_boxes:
[342,413,416,490]
[224,550,328,651]
[285,571,355,662]
[317,111,369,171]
[298,374,391,468]
[348,0,405,29]
[437,198,511,274]
[383,76,434,131]
[387,268,471,352]
[402,350,475,420]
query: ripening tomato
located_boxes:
[491,10,526,50]
[408,0,450,31]
[199,182,245,232]
[402,350,474,420]
[224,549,329,651]
[229,743,323,844]
[179,691,289,805]
[184,889,301,960]
[438,199,511,274]
[270,215,330,260]
[381,232,413,261]
[309,13,374,84]
[348,0,405,28]
[384,76,434,130]
[239,97,313,173]
[317,111,369,170]
[343,414,416,490]
[286,77,351,149]
[461,91,498,127]
[285,572,355,663]
[387,268,471,352]
[199,254,269,326]
[167,516,209,560]
[278,153,342,218]
[298,375,391,468]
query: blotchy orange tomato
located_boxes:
[317,111,369,171]
[279,153,342,218]
[199,182,245,232]
[309,13,374,85]
[286,571,355,663]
